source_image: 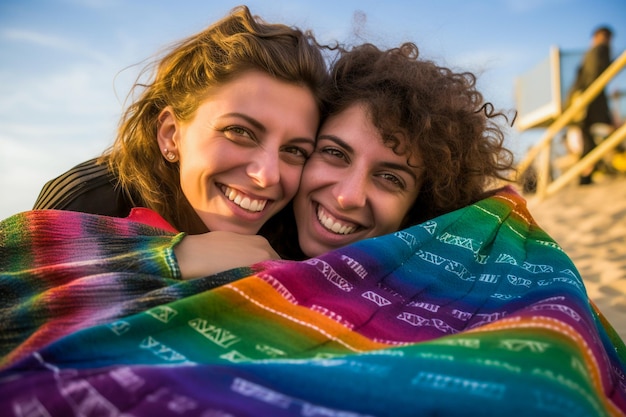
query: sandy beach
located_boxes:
[525,174,626,341]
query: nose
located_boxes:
[246,149,280,188]
[334,171,367,209]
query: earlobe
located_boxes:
[157,107,180,162]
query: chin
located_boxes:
[219,223,261,235]
[300,242,324,258]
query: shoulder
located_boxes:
[33,158,132,216]
[48,158,111,186]
[587,43,610,60]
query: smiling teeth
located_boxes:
[223,186,267,212]
[317,206,356,235]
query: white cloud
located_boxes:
[0,62,122,219]
[1,28,112,65]
[0,70,118,114]
[0,131,110,219]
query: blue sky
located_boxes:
[1,0,625,219]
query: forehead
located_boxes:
[193,70,319,130]
[321,104,379,139]
[321,104,422,164]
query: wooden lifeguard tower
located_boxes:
[514,47,626,201]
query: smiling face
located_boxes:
[293,103,424,257]
[158,70,319,234]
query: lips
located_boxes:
[221,185,268,212]
[316,205,357,235]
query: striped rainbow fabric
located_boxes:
[1,187,625,416]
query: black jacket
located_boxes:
[33,158,135,217]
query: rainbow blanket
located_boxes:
[1,187,625,416]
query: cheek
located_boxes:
[281,165,306,199]
[394,200,417,230]
[300,159,331,190]
[377,198,414,232]
[176,166,203,205]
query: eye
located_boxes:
[222,126,256,144]
[281,145,312,165]
[320,146,348,161]
[378,172,406,190]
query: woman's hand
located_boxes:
[174,231,280,279]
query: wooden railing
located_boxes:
[515,50,626,203]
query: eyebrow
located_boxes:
[318,134,354,153]
[317,134,420,182]
[221,113,266,132]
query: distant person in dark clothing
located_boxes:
[567,25,615,185]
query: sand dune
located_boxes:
[525,175,626,340]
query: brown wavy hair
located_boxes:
[326,42,515,226]
[99,5,329,233]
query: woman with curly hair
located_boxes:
[272,41,515,259]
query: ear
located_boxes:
[157,106,180,156]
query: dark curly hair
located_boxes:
[270,42,515,259]
[326,42,514,226]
